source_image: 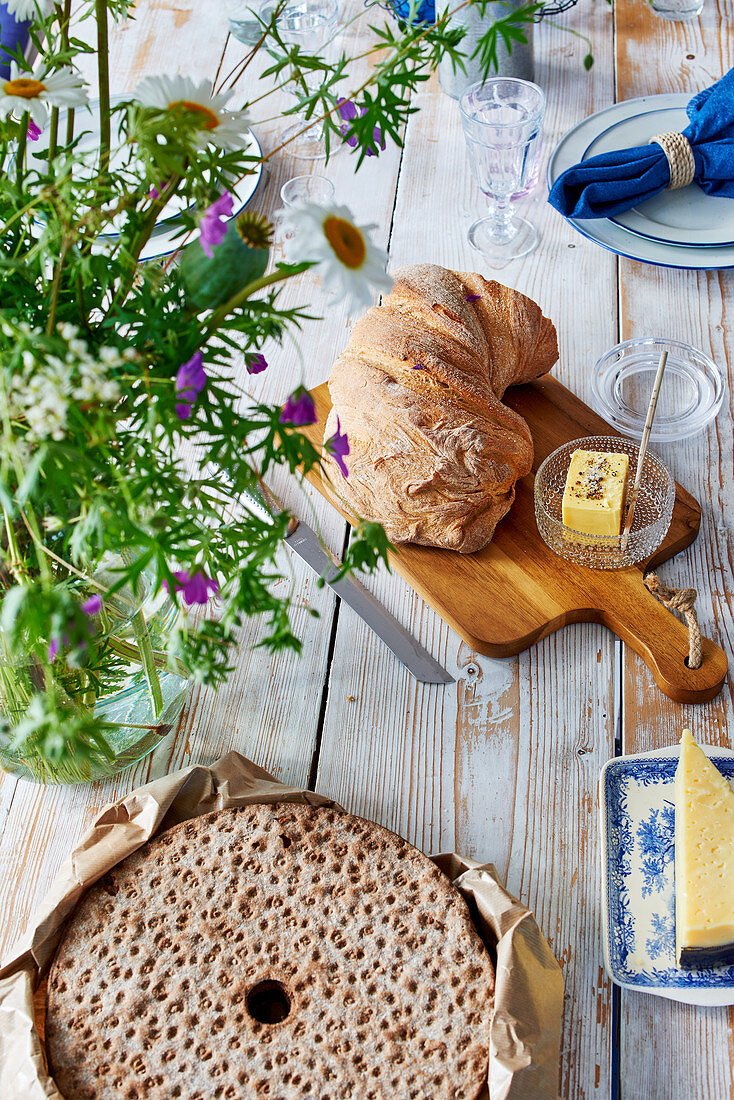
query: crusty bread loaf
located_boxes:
[322,263,558,553]
[46,804,494,1100]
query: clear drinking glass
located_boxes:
[226,0,266,44]
[279,174,334,242]
[263,0,339,160]
[280,173,335,207]
[460,78,545,264]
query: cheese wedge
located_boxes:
[562,450,629,542]
[675,729,734,968]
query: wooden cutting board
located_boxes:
[300,375,727,704]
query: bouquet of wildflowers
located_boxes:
[0,0,541,779]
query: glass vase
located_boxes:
[0,569,189,784]
[438,1,535,99]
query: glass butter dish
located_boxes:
[534,435,674,570]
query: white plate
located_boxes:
[28,97,193,229]
[135,131,264,263]
[27,97,264,263]
[548,94,734,270]
[599,744,734,1006]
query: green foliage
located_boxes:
[1,0,538,773]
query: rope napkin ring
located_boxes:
[644,571,703,669]
[649,132,696,190]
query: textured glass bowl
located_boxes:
[591,338,724,443]
[534,436,675,570]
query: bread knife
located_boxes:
[242,487,454,685]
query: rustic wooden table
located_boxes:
[1,1,732,1096]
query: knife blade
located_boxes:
[243,487,454,685]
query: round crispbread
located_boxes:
[46,804,494,1100]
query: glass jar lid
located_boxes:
[591,337,725,443]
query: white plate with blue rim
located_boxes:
[599,744,734,1006]
[132,130,263,263]
[27,96,264,263]
[548,93,734,269]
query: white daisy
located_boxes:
[133,74,252,151]
[0,63,88,127]
[282,201,393,311]
[4,0,38,19]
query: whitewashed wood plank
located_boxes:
[615,0,734,1095]
[314,6,622,1098]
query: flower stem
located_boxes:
[103,175,182,321]
[204,265,311,336]
[96,0,111,169]
[3,509,25,582]
[121,552,164,717]
[106,633,185,675]
[129,603,164,715]
[48,108,59,167]
[50,0,72,163]
[46,237,71,335]
[16,113,28,191]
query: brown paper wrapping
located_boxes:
[0,752,563,1100]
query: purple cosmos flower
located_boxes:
[325,416,350,478]
[165,570,219,606]
[280,389,316,426]
[337,98,385,158]
[27,120,42,142]
[48,638,60,662]
[366,125,386,158]
[247,353,268,375]
[175,351,207,420]
[199,191,234,258]
[337,98,360,149]
[82,594,103,616]
[466,294,482,302]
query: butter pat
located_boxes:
[675,729,734,969]
[562,449,629,540]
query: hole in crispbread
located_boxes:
[247,980,291,1024]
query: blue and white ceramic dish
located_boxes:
[599,745,734,1006]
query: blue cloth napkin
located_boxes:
[0,3,31,80]
[548,68,734,220]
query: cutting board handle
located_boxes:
[603,577,728,704]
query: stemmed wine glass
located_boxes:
[460,78,545,264]
[266,0,340,160]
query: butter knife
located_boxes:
[243,487,454,685]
